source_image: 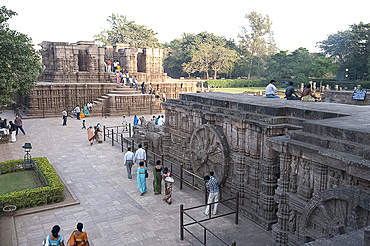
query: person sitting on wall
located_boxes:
[265,80,280,98]
[301,83,318,102]
[285,82,300,100]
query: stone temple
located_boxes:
[22,41,197,118]
[134,92,370,245]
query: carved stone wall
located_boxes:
[140,92,370,245]
[38,41,167,83]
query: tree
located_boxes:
[210,46,237,79]
[238,11,277,79]
[94,14,162,48]
[318,22,370,80]
[310,56,339,89]
[164,32,234,78]
[0,6,42,106]
[185,43,213,79]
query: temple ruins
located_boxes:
[22,41,197,117]
[134,92,370,245]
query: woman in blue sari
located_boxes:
[83,105,90,116]
[137,161,147,196]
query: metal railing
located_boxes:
[103,125,239,244]
[180,192,239,246]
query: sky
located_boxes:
[2,0,370,53]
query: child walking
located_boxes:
[82,120,86,129]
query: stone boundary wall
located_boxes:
[322,90,370,105]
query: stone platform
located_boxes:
[159,93,370,245]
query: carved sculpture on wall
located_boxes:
[189,124,230,185]
[299,188,370,244]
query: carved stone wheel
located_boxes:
[300,188,370,243]
[189,124,230,185]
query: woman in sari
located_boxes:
[95,123,103,143]
[87,126,95,146]
[300,83,318,102]
[67,223,90,246]
[83,105,90,116]
[137,161,147,196]
[162,167,174,205]
[42,225,64,246]
[153,160,162,195]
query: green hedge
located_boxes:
[0,157,64,209]
[206,79,262,88]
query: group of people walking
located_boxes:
[86,123,103,146]
[123,144,174,204]
[42,223,89,246]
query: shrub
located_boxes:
[0,157,64,209]
[205,79,262,88]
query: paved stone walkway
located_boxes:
[0,110,273,246]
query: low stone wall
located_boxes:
[322,90,370,105]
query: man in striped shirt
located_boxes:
[204,171,219,215]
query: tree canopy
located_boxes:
[0,6,42,106]
[94,14,162,48]
[238,11,277,79]
[318,22,370,80]
[164,32,236,78]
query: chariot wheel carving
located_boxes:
[189,124,230,185]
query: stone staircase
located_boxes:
[91,85,162,117]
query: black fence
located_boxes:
[103,125,239,245]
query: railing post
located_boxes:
[132,139,135,152]
[103,125,106,141]
[111,129,114,146]
[121,134,123,152]
[161,154,164,168]
[128,106,130,117]
[205,182,208,205]
[129,123,132,137]
[235,192,239,225]
[180,164,183,190]
[145,147,148,167]
[180,204,184,241]
[203,227,207,245]
[232,241,236,246]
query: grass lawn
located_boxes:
[0,170,43,195]
[210,87,285,93]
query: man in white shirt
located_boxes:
[134,144,146,165]
[124,147,135,179]
[122,115,128,131]
[265,80,280,98]
[158,115,165,126]
[74,105,81,120]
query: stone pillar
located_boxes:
[313,162,327,194]
[260,156,279,224]
[272,153,291,246]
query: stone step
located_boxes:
[108,91,142,95]
[289,130,370,160]
[101,95,109,99]
[302,117,370,146]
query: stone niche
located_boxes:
[138,92,370,245]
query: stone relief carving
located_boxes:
[299,188,370,244]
